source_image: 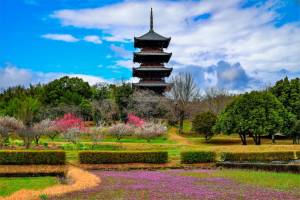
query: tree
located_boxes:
[129,90,169,120]
[113,83,133,121]
[292,120,300,144]
[270,77,300,119]
[192,111,217,141]
[214,91,290,145]
[134,122,167,142]
[0,116,24,148]
[202,88,235,114]
[17,127,35,149]
[167,73,199,134]
[42,76,92,106]
[32,119,56,145]
[108,123,134,140]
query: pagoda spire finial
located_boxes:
[150,8,154,31]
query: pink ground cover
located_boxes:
[53,169,299,200]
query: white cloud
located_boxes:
[0,64,110,90]
[83,35,102,44]
[52,0,300,75]
[42,33,79,42]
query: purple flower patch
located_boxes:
[53,169,300,200]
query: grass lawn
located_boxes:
[0,176,59,197]
[181,169,300,192]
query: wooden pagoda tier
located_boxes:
[132,8,173,95]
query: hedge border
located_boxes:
[181,151,216,164]
[0,150,66,165]
[220,151,295,162]
[79,151,168,164]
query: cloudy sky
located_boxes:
[1,0,300,92]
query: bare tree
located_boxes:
[202,87,235,114]
[129,89,169,120]
[167,73,199,134]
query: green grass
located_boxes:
[214,169,300,191]
[181,169,300,192]
[0,176,59,196]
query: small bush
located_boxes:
[181,151,216,164]
[220,152,295,162]
[0,150,66,165]
[192,111,217,141]
[79,151,168,164]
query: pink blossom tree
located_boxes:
[54,113,85,143]
[127,114,144,127]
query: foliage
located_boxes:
[127,114,144,127]
[42,76,92,106]
[0,150,66,165]
[113,83,133,121]
[134,122,167,142]
[292,120,300,144]
[270,77,300,119]
[192,111,217,140]
[214,91,291,145]
[108,123,134,140]
[181,151,216,163]
[220,151,295,162]
[79,151,168,164]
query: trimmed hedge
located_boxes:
[0,150,66,165]
[220,152,295,162]
[217,162,300,174]
[181,151,215,164]
[79,151,168,164]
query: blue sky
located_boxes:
[0,0,300,92]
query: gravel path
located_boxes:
[53,169,300,200]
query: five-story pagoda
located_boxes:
[132,8,173,94]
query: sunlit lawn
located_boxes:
[180,169,300,193]
[0,176,59,197]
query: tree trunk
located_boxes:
[252,133,261,145]
[178,110,184,134]
[272,135,275,144]
[239,133,247,145]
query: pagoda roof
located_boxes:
[133,67,172,71]
[133,67,172,77]
[133,52,172,63]
[133,82,172,87]
[134,8,171,48]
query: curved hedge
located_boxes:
[79,151,168,164]
[0,150,66,165]
[181,151,215,164]
[220,152,295,162]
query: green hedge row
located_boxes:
[0,150,66,165]
[79,151,168,164]
[181,151,216,164]
[220,152,295,162]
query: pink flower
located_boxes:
[127,114,144,127]
[54,113,85,132]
